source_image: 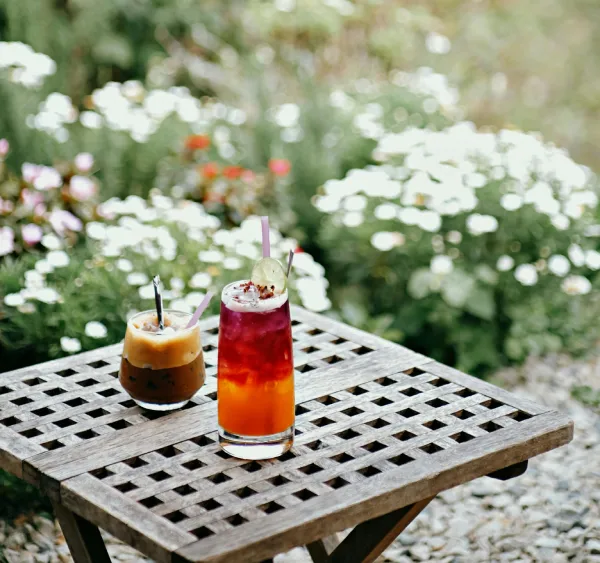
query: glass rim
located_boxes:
[126,309,199,334]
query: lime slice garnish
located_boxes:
[251,257,287,294]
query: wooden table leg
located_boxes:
[52,502,112,563]
[307,497,434,563]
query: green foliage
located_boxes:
[0,470,51,520]
[0,193,329,371]
[571,385,600,408]
[317,123,600,375]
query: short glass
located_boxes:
[120,310,206,411]
[218,281,295,459]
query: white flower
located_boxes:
[74,152,94,172]
[127,272,149,286]
[585,250,600,271]
[446,231,462,245]
[60,337,81,353]
[370,232,404,252]
[86,222,107,240]
[496,255,514,272]
[568,244,586,267]
[417,211,442,232]
[500,194,523,211]
[116,259,133,272]
[169,299,192,313]
[466,214,499,236]
[431,255,453,275]
[272,103,300,128]
[17,302,36,314]
[551,214,570,231]
[189,272,212,289]
[85,321,107,339]
[80,111,103,129]
[314,195,341,214]
[41,233,61,250]
[548,255,570,277]
[184,292,206,307]
[514,264,538,286]
[25,270,45,289]
[342,212,364,228]
[35,260,53,274]
[170,277,185,291]
[374,203,398,220]
[35,288,60,304]
[343,195,367,212]
[426,32,451,55]
[138,284,155,300]
[198,250,224,263]
[46,250,70,268]
[4,293,25,307]
[560,276,592,295]
[223,257,243,270]
[561,275,592,296]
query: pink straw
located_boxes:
[261,216,270,258]
[186,291,214,328]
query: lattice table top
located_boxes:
[0,306,573,563]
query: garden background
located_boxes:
[1,0,599,524]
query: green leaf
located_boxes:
[92,35,134,67]
[465,285,496,320]
[408,269,433,299]
[571,385,600,407]
[440,269,475,308]
[475,264,499,285]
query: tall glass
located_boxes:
[218,281,294,459]
[120,310,205,411]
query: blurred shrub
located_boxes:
[316,122,600,375]
[0,143,99,259]
[0,193,329,372]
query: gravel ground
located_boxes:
[2,355,599,563]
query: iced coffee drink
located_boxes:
[120,310,205,410]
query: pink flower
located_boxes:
[0,197,14,214]
[49,209,82,235]
[0,139,9,157]
[34,167,62,190]
[22,163,41,184]
[74,152,94,173]
[34,203,47,218]
[268,158,291,176]
[0,226,14,256]
[22,223,43,246]
[241,170,256,183]
[69,175,97,201]
[21,188,45,209]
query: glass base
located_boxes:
[219,425,294,460]
[134,398,189,411]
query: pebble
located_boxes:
[588,539,600,554]
[409,545,431,561]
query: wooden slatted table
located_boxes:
[0,306,573,563]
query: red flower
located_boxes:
[185,135,210,151]
[223,166,243,179]
[201,162,219,179]
[295,246,304,253]
[269,158,291,176]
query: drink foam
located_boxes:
[123,310,202,369]
[222,280,288,313]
